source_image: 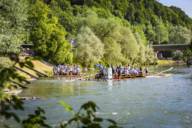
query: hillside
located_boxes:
[71,0,192,27]
[45,0,192,46]
[0,0,192,66]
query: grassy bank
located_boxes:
[16,59,53,80]
[2,56,187,81]
[157,60,185,66]
[0,56,53,80]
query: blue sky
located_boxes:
[158,0,192,17]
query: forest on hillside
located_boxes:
[0,0,192,66]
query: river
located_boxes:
[7,66,192,127]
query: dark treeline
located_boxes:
[70,0,192,44]
[0,0,191,66]
[71,0,192,27]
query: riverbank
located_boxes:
[16,59,53,80]
[1,56,183,82]
[0,56,53,80]
[157,60,185,66]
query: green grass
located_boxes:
[157,60,184,66]
[16,59,53,80]
[0,57,14,67]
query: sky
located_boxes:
[158,0,192,17]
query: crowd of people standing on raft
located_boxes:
[53,64,148,79]
[53,64,81,75]
[113,65,148,76]
[96,65,148,79]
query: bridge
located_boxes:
[152,44,191,60]
[152,44,191,51]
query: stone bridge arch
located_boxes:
[152,44,191,59]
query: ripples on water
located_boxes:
[6,66,192,128]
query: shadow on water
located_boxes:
[20,80,98,98]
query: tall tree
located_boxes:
[145,23,156,44]
[29,0,72,64]
[103,37,125,65]
[111,26,139,63]
[0,0,29,54]
[154,18,169,44]
[76,26,104,67]
[132,25,148,45]
[169,26,192,44]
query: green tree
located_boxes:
[102,37,125,65]
[92,7,112,18]
[76,26,104,67]
[93,17,119,40]
[133,25,157,65]
[78,10,99,30]
[49,0,78,36]
[135,44,146,65]
[145,46,157,65]
[132,25,148,45]
[172,50,183,60]
[29,1,72,64]
[154,19,169,44]
[169,26,192,44]
[113,0,129,17]
[111,26,139,64]
[183,48,192,61]
[0,0,29,54]
[145,23,156,44]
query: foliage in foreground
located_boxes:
[0,55,120,128]
[60,101,120,128]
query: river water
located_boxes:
[10,66,192,127]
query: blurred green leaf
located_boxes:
[59,101,74,115]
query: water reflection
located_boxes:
[107,80,113,91]
[18,66,192,128]
[21,80,97,98]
